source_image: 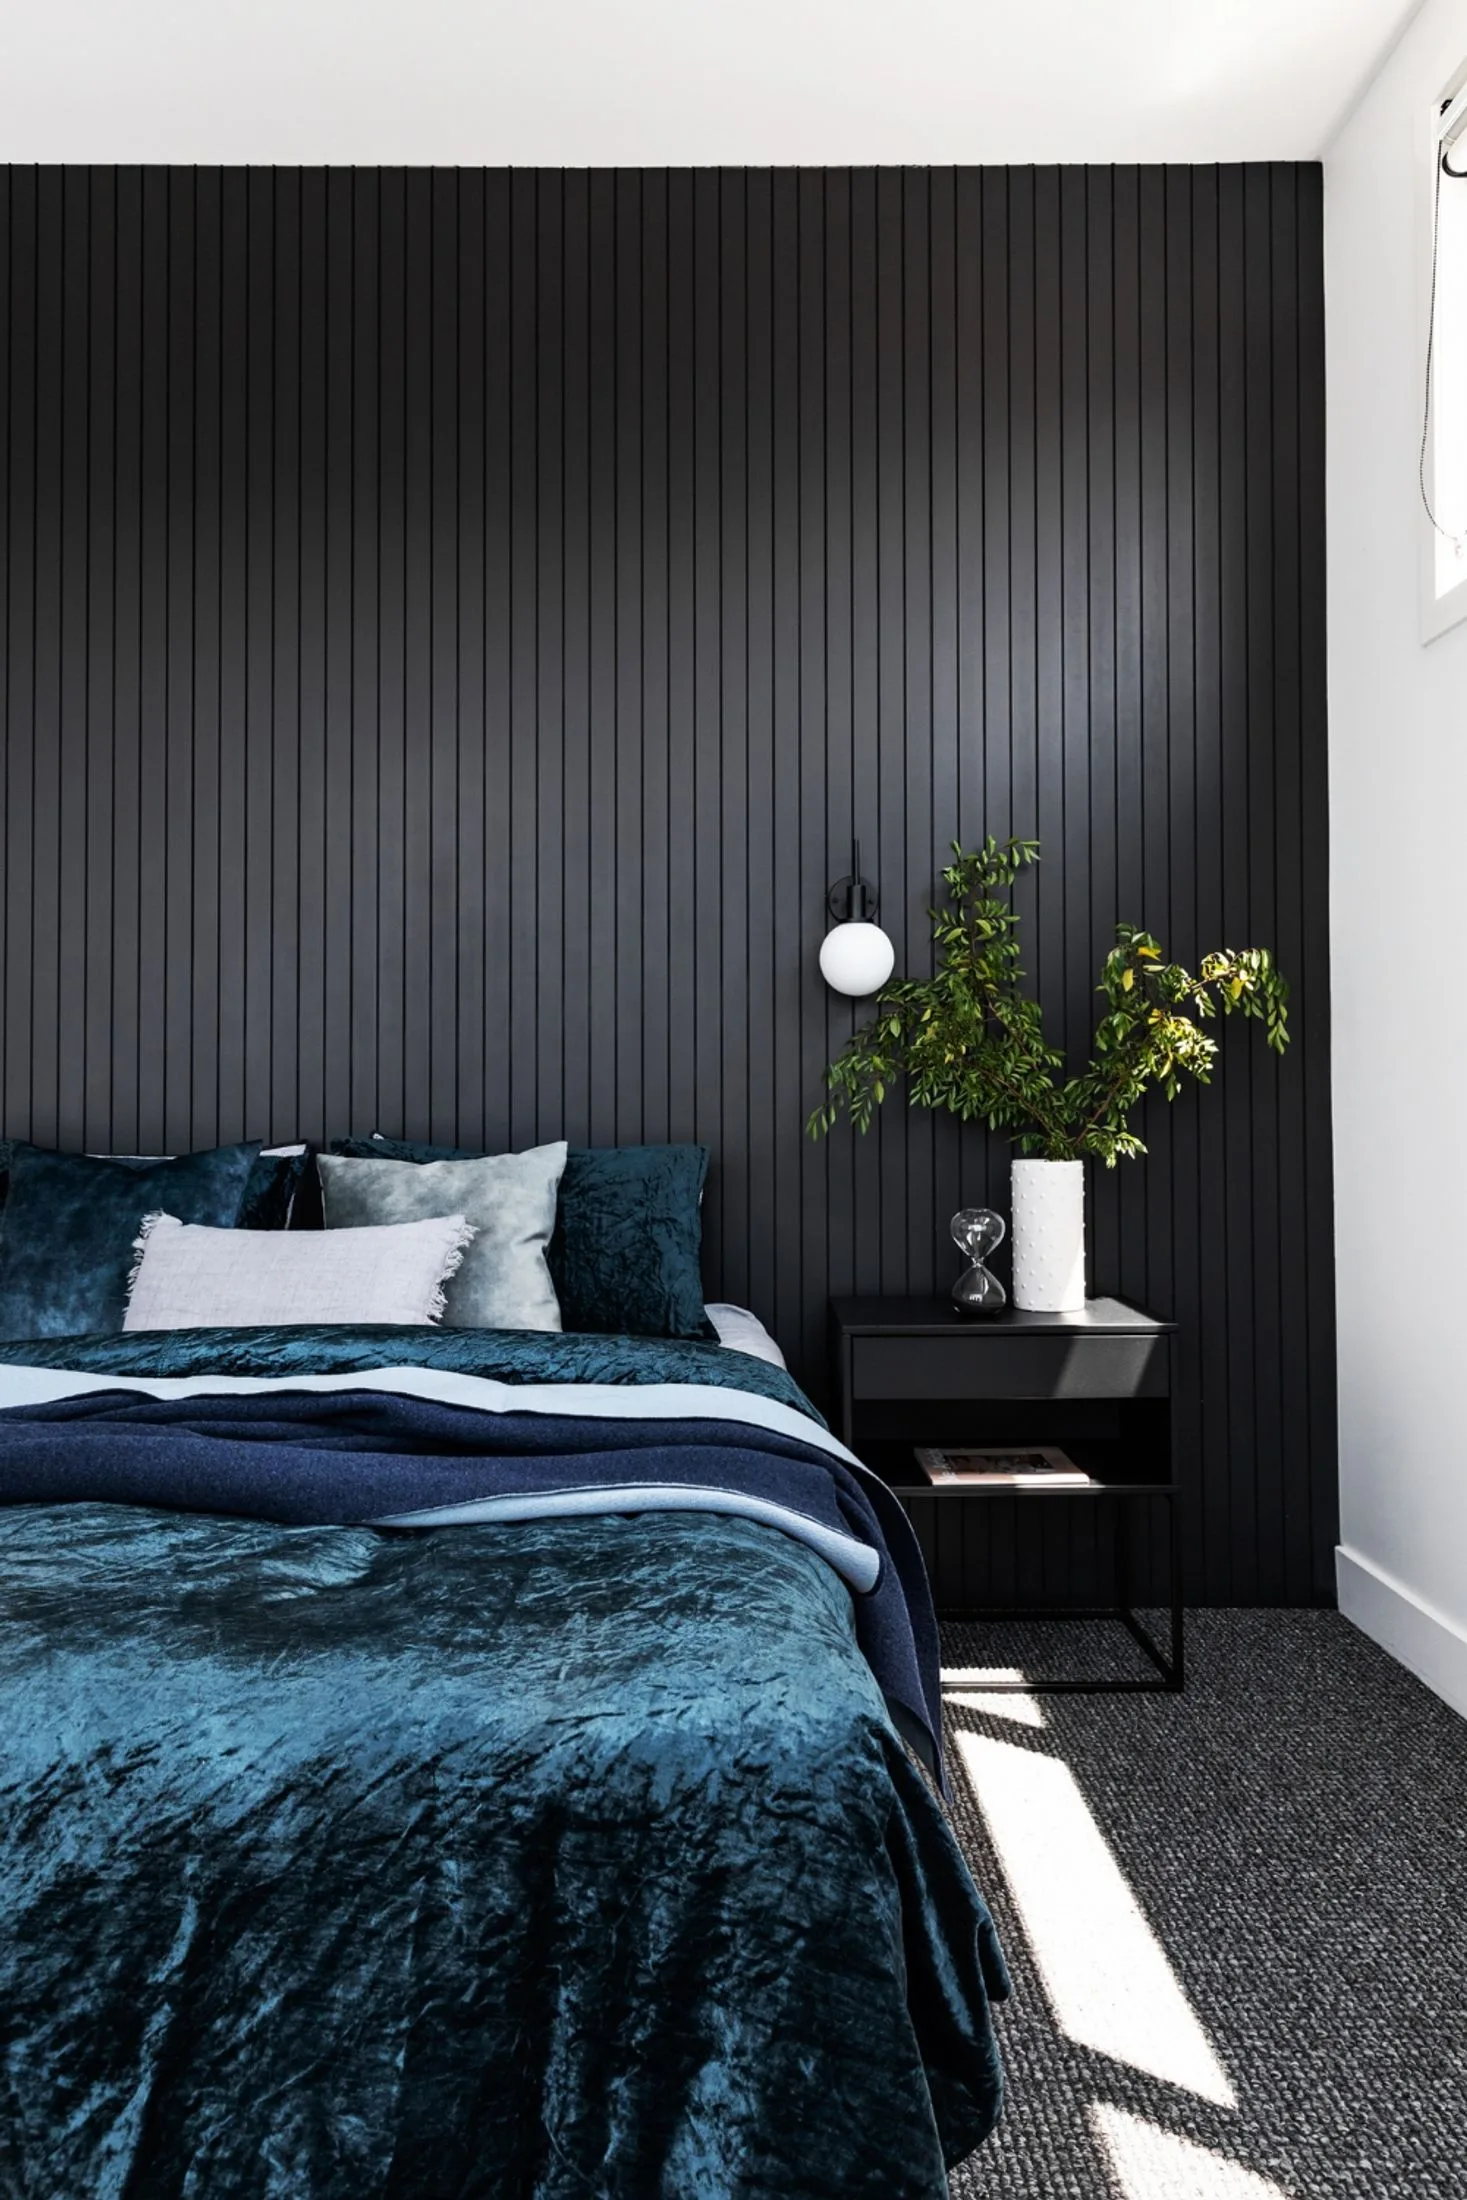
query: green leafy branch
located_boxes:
[808,838,1289,1164]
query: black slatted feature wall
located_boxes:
[0,165,1333,1603]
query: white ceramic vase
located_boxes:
[1010,1158,1086,1311]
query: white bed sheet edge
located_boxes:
[705,1302,786,1368]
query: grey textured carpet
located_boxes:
[943,1611,1467,2198]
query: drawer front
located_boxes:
[850,1332,1168,1402]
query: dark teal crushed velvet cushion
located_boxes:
[237,1149,311,1229]
[552,1144,713,1338]
[329,1137,715,1340]
[104,1147,310,1230]
[0,1141,263,1340]
[0,1146,306,1232]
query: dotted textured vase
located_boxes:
[1010,1158,1086,1311]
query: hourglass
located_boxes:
[950,1208,1007,1315]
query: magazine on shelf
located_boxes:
[912,1444,1093,1489]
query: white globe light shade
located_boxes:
[819,921,896,998]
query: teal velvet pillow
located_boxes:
[0,1141,264,1340]
[327,1137,715,1340]
[238,1149,312,1229]
[102,1147,310,1230]
[0,1147,305,1231]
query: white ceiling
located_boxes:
[0,0,1423,166]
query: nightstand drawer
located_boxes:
[849,1331,1169,1402]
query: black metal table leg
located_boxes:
[938,1489,1184,1692]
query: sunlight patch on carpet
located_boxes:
[955,1731,1235,2106]
[942,1668,1047,1727]
[1092,2105,1293,2197]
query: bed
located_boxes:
[0,1310,1007,2198]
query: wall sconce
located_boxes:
[819,840,896,997]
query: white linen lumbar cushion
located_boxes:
[123,1211,477,1331]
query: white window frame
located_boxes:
[1421,65,1467,646]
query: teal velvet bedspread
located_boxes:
[0,1501,1007,2197]
[0,1320,818,1416]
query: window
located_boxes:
[1423,70,1467,643]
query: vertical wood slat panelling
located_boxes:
[0,164,1335,1603]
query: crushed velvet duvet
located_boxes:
[0,1329,1007,2198]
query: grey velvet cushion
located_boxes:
[316,1143,568,1332]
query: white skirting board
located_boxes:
[1336,1545,1467,1722]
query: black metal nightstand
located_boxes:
[830,1295,1182,1692]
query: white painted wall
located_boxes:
[1327,0,1467,1717]
[0,0,1417,167]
